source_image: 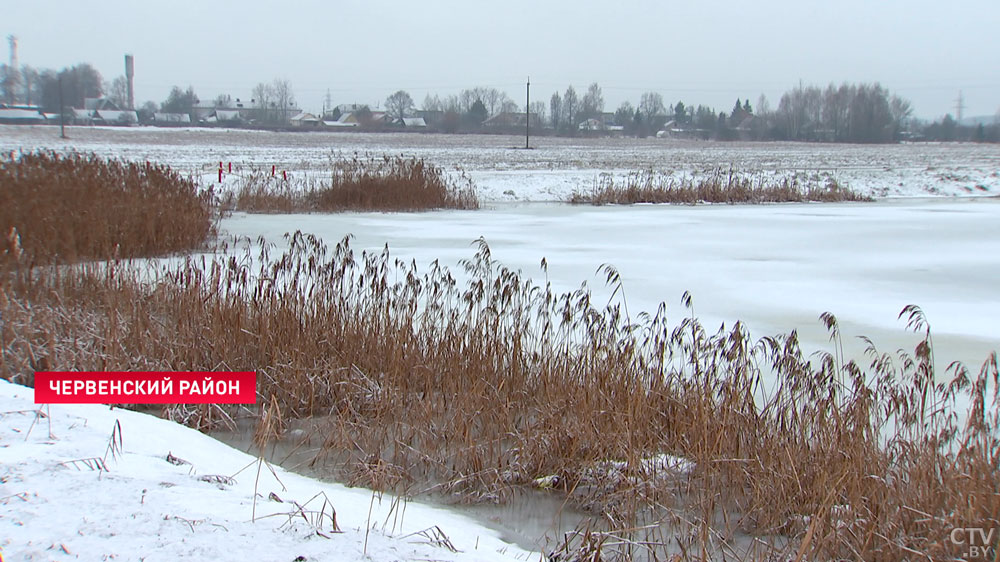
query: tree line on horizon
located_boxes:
[1,61,997,143]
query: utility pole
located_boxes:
[58,75,67,139]
[525,77,530,149]
[954,90,965,123]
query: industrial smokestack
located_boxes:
[8,35,16,70]
[124,54,134,110]
[6,35,19,105]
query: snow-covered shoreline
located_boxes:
[0,380,536,561]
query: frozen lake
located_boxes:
[4,125,999,373]
[219,198,1000,375]
[5,124,999,555]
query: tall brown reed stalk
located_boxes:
[0,151,216,264]
[570,168,873,205]
[230,154,478,212]
[2,232,996,560]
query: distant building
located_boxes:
[323,113,358,128]
[95,110,138,126]
[153,112,192,125]
[398,117,427,128]
[334,111,387,128]
[215,109,241,122]
[71,108,94,125]
[578,113,624,133]
[0,106,45,125]
[290,112,321,127]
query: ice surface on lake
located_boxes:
[219,198,1000,375]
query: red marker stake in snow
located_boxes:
[228,162,232,173]
[282,170,287,181]
[271,165,275,176]
[218,168,223,183]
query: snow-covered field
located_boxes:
[0,380,535,562]
[3,125,999,201]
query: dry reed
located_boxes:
[230,154,478,212]
[0,151,216,264]
[3,230,997,560]
[570,169,873,205]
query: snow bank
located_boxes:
[0,380,535,562]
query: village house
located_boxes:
[71,97,138,126]
[0,104,45,125]
[290,112,320,127]
[397,117,427,128]
[153,112,192,125]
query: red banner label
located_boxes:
[34,371,257,404]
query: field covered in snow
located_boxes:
[3,125,1000,202]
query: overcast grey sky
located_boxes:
[5,0,999,119]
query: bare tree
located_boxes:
[822,84,850,140]
[581,82,604,119]
[214,94,234,108]
[639,92,665,122]
[563,85,578,129]
[251,82,273,123]
[20,65,39,105]
[458,89,479,114]
[456,86,514,117]
[251,79,296,125]
[422,93,443,112]
[615,101,634,133]
[107,76,129,109]
[271,79,295,124]
[1,63,19,104]
[443,94,461,114]
[550,92,562,130]
[385,90,415,122]
[890,95,913,128]
[529,100,547,127]
[756,94,770,116]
